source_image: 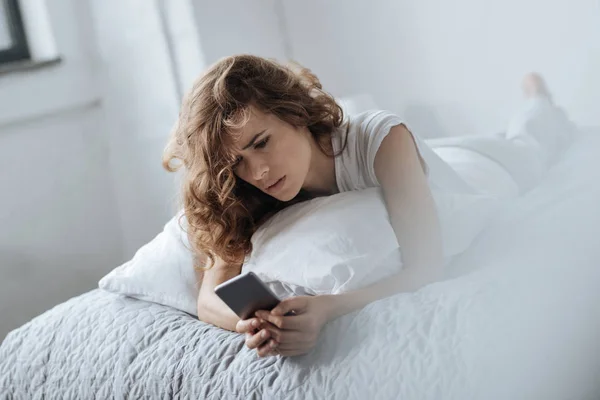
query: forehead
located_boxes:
[230,106,272,147]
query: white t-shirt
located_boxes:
[330,110,507,261]
[331,110,480,195]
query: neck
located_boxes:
[303,137,338,196]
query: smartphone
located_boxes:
[214,271,295,320]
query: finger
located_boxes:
[271,345,306,357]
[245,328,271,350]
[277,342,312,352]
[256,338,278,358]
[262,327,313,346]
[266,348,282,358]
[236,318,261,334]
[256,322,281,341]
[256,318,278,331]
[261,341,307,358]
[247,329,272,350]
[263,343,291,358]
[279,349,308,357]
[255,311,308,331]
[271,298,307,316]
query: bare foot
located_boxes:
[522,72,553,103]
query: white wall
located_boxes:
[283,0,600,137]
[88,0,194,258]
[0,0,122,338]
[0,0,205,339]
[192,0,287,65]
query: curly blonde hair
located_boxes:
[162,54,345,270]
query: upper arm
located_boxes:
[374,124,429,199]
[373,124,443,268]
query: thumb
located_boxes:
[271,297,306,316]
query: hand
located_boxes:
[254,295,334,358]
[235,317,279,356]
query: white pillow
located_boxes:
[99,187,500,314]
[98,212,198,316]
[242,187,501,296]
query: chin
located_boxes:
[262,174,304,202]
[274,190,297,202]
[276,183,303,202]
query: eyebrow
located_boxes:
[242,130,267,150]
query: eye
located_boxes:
[254,136,270,149]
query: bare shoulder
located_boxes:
[374,124,427,184]
[378,124,419,156]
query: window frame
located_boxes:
[0,0,30,64]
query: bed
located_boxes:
[2,130,600,400]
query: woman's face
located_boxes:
[231,107,313,201]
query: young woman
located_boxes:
[162,55,577,358]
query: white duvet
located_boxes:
[303,132,600,399]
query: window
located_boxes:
[0,0,29,64]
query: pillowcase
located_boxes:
[243,188,403,295]
[98,212,198,316]
[99,187,500,314]
[242,187,501,297]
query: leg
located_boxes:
[430,73,579,195]
[505,73,579,169]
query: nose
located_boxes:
[248,157,269,182]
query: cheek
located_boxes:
[284,134,311,164]
[271,131,312,176]
[233,164,251,183]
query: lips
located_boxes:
[266,178,282,189]
[265,176,285,193]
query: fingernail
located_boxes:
[262,331,268,338]
[270,341,277,349]
[252,320,258,328]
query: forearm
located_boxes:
[197,291,240,332]
[196,257,244,332]
[325,257,443,321]
[326,192,445,321]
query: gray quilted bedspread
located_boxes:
[2,134,600,400]
[2,258,600,400]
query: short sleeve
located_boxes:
[359,110,429,186]
[352,109,478,195]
